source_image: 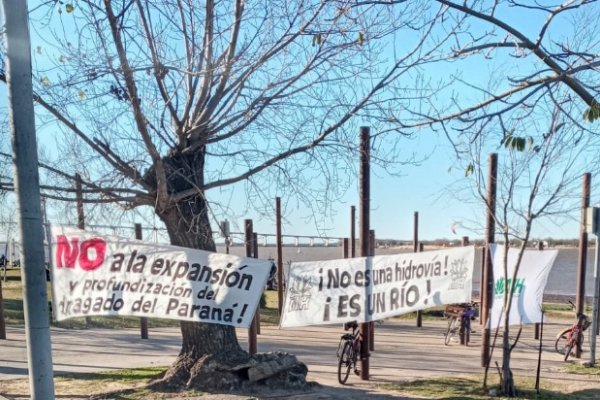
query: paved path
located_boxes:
[0,317,596,397]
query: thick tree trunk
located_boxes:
[147,152,307,391]
[501,328,515,396]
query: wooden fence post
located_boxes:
[246,220,258,354]
[481,153,497,367]
[369,229,375,352]
[359,126,370,381]
[75,173,92,327]
[275,197,284,316]
[414,212,422,328]
[135,223,148,339]
[253,232,261,335]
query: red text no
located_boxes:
[56,235,106,271]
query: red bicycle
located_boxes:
[554,301,591,361]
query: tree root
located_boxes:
[148,351,308,393]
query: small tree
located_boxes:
[460,104,600,395]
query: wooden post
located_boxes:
[343,238,349,258]
[75,174,85,230]
[351,206,356,258]
[135,223,148,339]
[246,220,257,354]
[414,212,422,328]
[576,173,591,358]
[369,229,375,352]
[359,126,370,381]
[460,236,470,346]
[0,277,5,339]
[275,197,284,316]
[479,246,485,325]
[253,232,260,335]
[75,173,92,327]
[481,153,497,367]
[534,241,544,340]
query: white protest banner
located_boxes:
[50,226,270,328]
[280,246,475,328]
[488,244,557,329]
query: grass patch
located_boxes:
[380,376,486,399]
[53,316,180,329]
[379,375,600,399]
[259,290,280,325]
[0,367,178,400]
[564,362,600,375]
[57,367,166,383]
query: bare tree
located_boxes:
[458,101,600,395]
[0,0,462,390]
[372,1,600,395]
[378,0,600,132]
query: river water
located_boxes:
[219,245,597,297]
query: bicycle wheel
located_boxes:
[337,341,353,384]
[564,340,575,361]
[554,328,571,355]
[445,317,458,346]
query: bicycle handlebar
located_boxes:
[343,321,358,331]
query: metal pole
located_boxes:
[245,219,257,354]
[590,234,600,366]
[481,153,497,368]
[359,126,370,381]
[351,206,356,258]
[275,197,284,316]
[414,212,422,328]
[576,173,591,358]
[135,224,149,339]
[1,1,55,396]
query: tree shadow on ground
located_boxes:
[84,381,426,400]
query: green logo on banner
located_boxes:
[494,278,525,296]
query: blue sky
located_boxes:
[201,4,599,243]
